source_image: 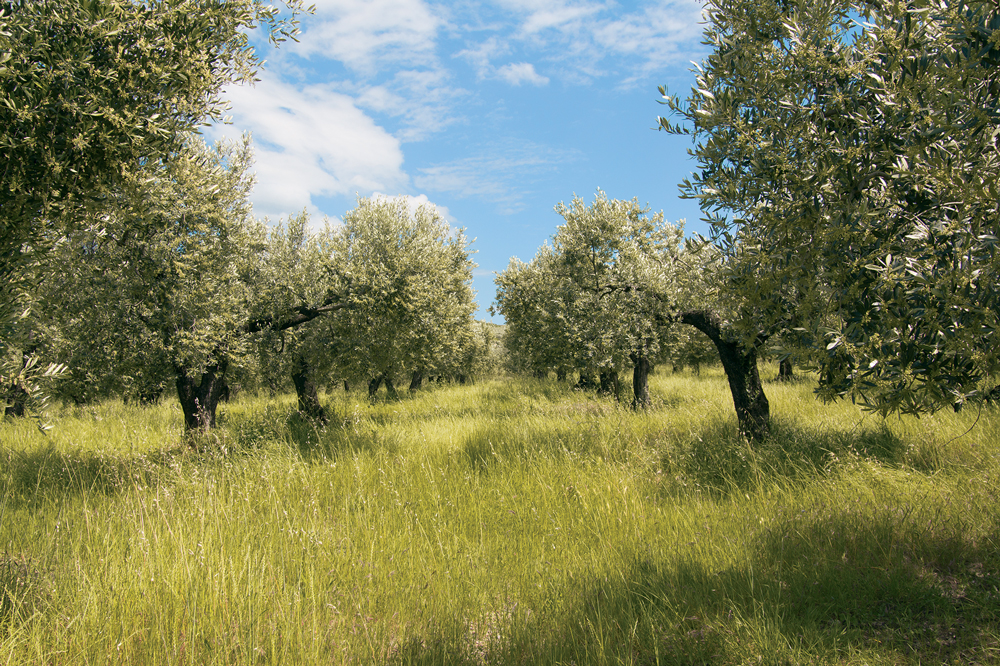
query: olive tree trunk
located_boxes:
[599,369,621,402]
[631,353,652,409]
[291,354,328,424]
[175,360,229,432]
[679,310,770,441]
[409,369,424,391]
[368,374,383,401]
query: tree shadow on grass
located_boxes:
[381,502,1000,665]
[0,443,188,511]
[673,417,914,496]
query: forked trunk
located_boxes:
[291,354,328,424]
[680,310,769,441]
[368,372,399,401]
[175,360,229,432]
[384,374,399,400]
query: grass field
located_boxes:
[2,366,1000,664]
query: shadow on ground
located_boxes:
[384,501,1000,665]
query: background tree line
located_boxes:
[4,0,998,445]
[498,0,999,441]
[1,0,489,433]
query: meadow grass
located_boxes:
[2,366,1000,664]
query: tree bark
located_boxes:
[577,370,598,390]
[409,369,423,391]
[384,374,399,400]
[679,310,769,441]
[778,358,794,381]
[175,360,228,432]
[631,354,652,409]
[599,369,621,401]
[368,375,384,401]
[291,354,328,424]
[3,384,28,417]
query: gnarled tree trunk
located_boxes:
[631,353,652,409]
[175,360,229,432]
[384,374,399,400]
[409,369,424,391]
[291,354,328,424]
[680,310,769,441]
[777,358,794,381]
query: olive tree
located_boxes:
[328,196,477,400]
[37,137,265,430]
[0,0,309,418]
[0,0,307,323]
[659,0,1000,416]
[496,192,703,408]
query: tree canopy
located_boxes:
[0,0,309,334]
[659,0,1000,415]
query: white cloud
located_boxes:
[494,0,608,35]
[455,37,510,80]
[354,68,467,141]
[291,0,442,74]
[414,143,578,213]
[455,39,547,86]
[456,0,705,87]
[371,192,454,222]
[496,62,549,86]
[212,77,407,219]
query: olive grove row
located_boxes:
[3,0,999,443]
[498,0,1000,440]
[493,192,721,409]
[7,137,488,430]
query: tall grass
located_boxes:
[2,366,999,664]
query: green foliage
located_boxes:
[34,136,262,403]
[329,196,478,389]
[494,191,708,381]
[0,0,309,331]
[660,0,1000,415]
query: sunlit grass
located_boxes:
[2,366,999,664]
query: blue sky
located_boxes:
[210,0,710,321]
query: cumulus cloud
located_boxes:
[370,192,454,222]
[212,77,407,219]
[496,62,549,86]
[290,0,442,74]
